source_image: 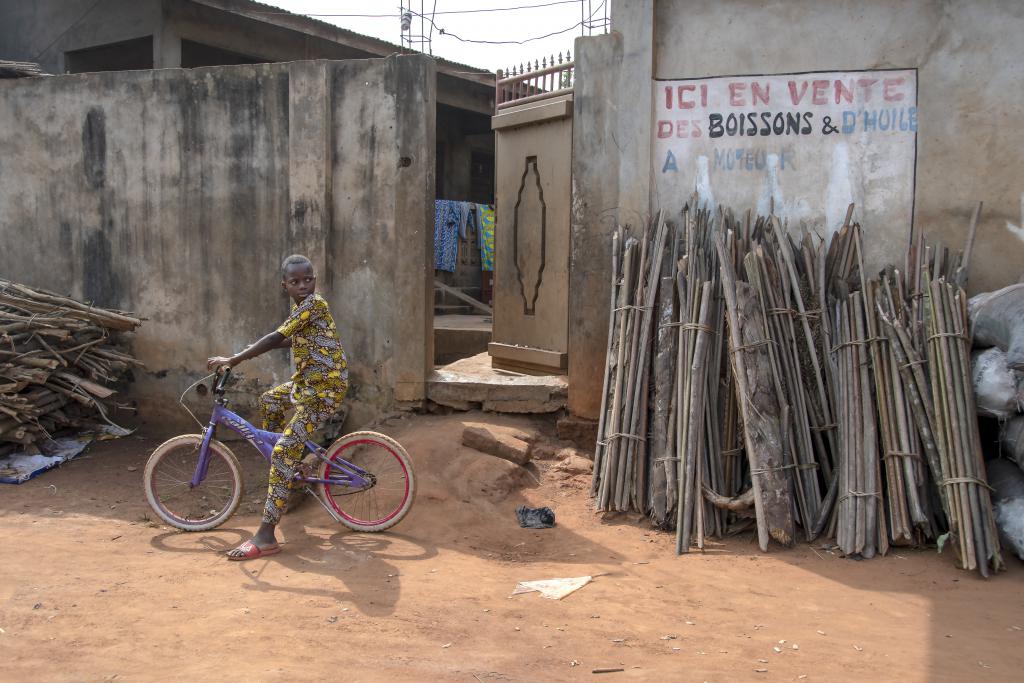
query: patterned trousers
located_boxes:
[259,381,346,525]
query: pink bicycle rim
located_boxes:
[324,438,410,525]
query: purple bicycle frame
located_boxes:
[190,403,372,489]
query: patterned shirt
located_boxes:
[276,293,348,390]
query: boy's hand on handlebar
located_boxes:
[207,356,235,371]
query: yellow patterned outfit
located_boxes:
[259,293,348,524]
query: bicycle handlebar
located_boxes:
[214,367,232,395]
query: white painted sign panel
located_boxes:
[653,69,917,267]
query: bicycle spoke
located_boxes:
[150,443,239,527]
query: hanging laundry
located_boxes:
[478,203,495,272]
[434,200,460,272]
[458,201,477,240]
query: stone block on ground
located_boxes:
[556,414,598,452]
[531,439,591,462]
[461,423,534,465]
[555,453,593,476]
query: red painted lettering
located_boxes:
[788,80,809,105]
[691,118,702,137]
[811,80,828,105]
[676,120,689,138]
[700,84,708,107]
[883,77,906,102]
[729,82,747,106]
[678,84,696,109]
[834,80,854,104]
[857,78,878,102]
[657,120,673,138]
[664,86,673,110]
[751,82,770,106]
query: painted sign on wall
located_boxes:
[653,69,917,263]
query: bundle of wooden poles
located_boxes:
[592,204,1003,576]
[0,279,143,456]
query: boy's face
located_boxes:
[282,262,316,302]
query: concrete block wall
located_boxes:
[568,0,1024,419]
[0,56,435,431]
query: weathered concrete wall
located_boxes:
[327,57,436,408]
[0,56,435,431]
[652,0,1024,294]
[568,0,1024,418]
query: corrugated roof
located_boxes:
[195,0,494,84]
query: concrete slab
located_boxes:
[427,352,567,413]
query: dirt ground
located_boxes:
[3,411,1024,682]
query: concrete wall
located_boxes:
[568,0,1024,418]
[652,0,1024,292]
[0,56,435,431]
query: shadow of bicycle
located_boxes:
[150,524,438,617]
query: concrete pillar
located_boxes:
[391,55,436,401]
[287,61,332,274]
[567,0,655,419]
[568,32,624,418]
[155,23,182,68]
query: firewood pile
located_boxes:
[592,203,1003,576]
[0,279,143,456]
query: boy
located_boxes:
[207,254,348,560]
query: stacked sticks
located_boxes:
[0,279,142,455]
[592,203,1002,576]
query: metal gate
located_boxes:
[489,59,574,374]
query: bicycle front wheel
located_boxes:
[144,434,243,531]
[317,431,415,532]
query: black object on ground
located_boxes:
[516,505,555,529]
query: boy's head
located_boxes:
[281,254,315,302]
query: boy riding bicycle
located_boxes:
[207,254,348,560]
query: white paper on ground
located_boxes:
[511,576,592,600]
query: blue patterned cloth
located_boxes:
[434,200,460,272]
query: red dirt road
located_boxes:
[3,412,1023,681]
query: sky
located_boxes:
[253,1,610,73]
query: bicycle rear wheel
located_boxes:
[144,434,243,531]
[317,431,415,532]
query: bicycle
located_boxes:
[143,368,416,533]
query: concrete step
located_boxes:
[433,315,492,366]
[427,352,567,414]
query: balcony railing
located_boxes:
[495,51,574,112]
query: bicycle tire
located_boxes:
[317,430,416,532]
[144,434,244,532]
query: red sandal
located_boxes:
[226,540,281,561]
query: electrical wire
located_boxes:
[247,0,582,18]
[416,0,606,46]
